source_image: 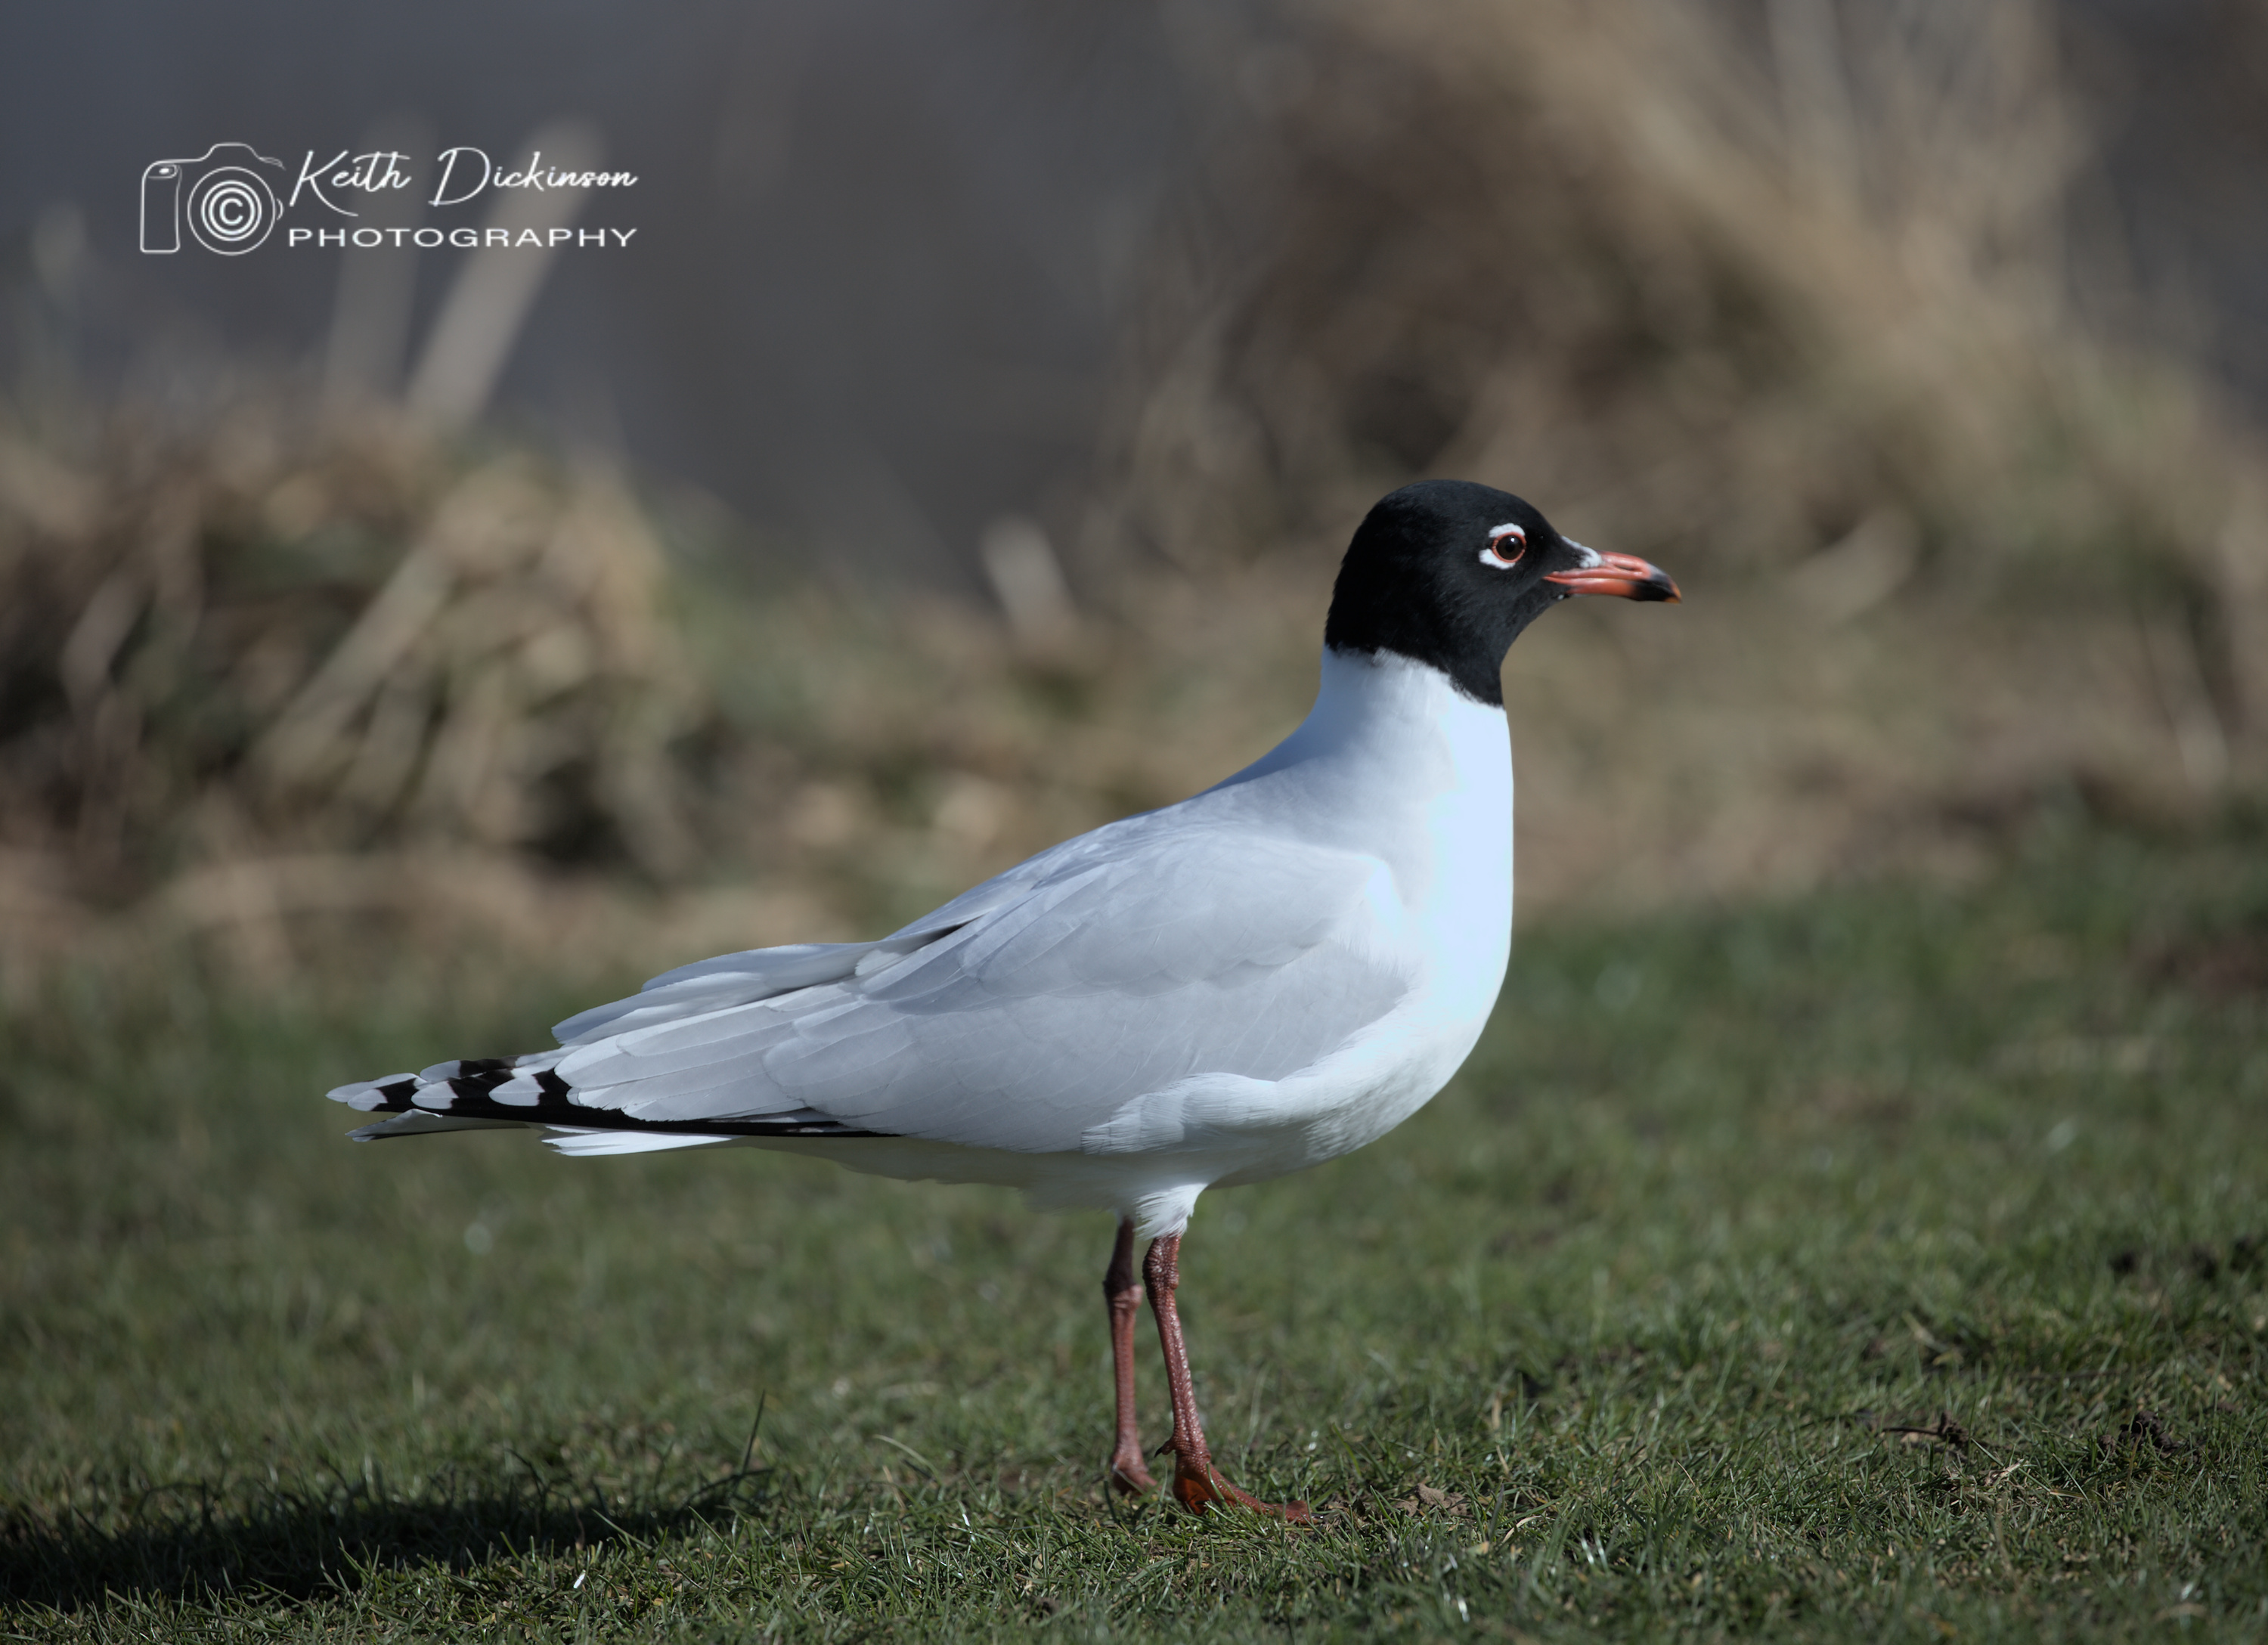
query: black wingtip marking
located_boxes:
[355,1058,894,1141]
[448,1067,513,1101]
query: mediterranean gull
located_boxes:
[326,479,1678,1520]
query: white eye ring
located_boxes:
[1479,523,1526,570]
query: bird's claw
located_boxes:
[1170,1453,1312,1523]
[1108,1451,1159,1495]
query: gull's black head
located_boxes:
[1322,479,1678,706]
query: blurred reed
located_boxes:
[0,402,708,974]
[1086,0,2266,745]
[5,0,2265,996]
[0,391,1325,992]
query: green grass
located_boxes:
[4,816,2265,1640]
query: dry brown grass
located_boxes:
[0,391,1331,991]
[1097,0,2260,584]
[0,398,727,981]
[5,0,2266,993]
[1079,0,2268,894]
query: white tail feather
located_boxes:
[541,1127,740,1156]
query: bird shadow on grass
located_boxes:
[0,1460,774,1615]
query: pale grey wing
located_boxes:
[866,813,1150,941]
[553,829,1416,1152]
[331,825,1167,1132]
[553,941,878,1046]
[546,826,1120,1046]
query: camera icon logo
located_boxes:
[141,143,286,255]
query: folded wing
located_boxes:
[547,820,1415,1153]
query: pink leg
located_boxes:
[1105,1217,1157,1493]
[1143,1232,1312,1522]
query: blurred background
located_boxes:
[3,0,2266,996]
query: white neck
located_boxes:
[1202,646,1514,901]
[1220,643,1504,781]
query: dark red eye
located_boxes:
[1479,526,1526,569]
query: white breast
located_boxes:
[1160,646,1514,1185]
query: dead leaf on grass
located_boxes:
[1396,1482,1470,1517]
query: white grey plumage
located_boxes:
[325,479,1677,1518]
[334,649,1507,1235]
[330,484,1678,1236]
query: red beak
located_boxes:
[1544,550,1681,603]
